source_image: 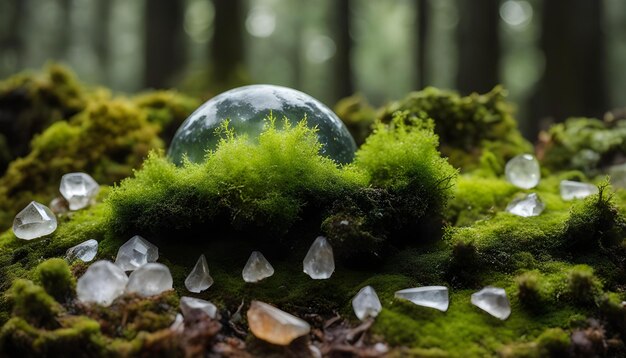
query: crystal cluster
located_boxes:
[66,239,98,262]
[126,263,173,297]
[59,172,99,210]
[506,193,545,217]
[168,85,357,165]
[114,235,159,271]
[180,296,218,319]
[395,286,449,312]
[76,261,128,306]
[242,251,274,283]
[185,254,214,293]
[247,300,311,345]
[13,201,57,240]
[505,154,540,189]
[560,180,598,201]
[303,236,335,279]
[352,286,382,321]
[471,286,511,320]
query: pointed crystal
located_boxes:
[247,300,311,345]
[303,236,335,279]
[560,180,598,201]
[352,286,382,321]
[180,296,218,319]
[66,239,98,262]
[76,260,128,306]
[114,235,159,271]
[505,154,540,189]
[243,251,275,283]
[471,286,511,320]
[126,263,173,297]
[506,193,545,217]
[13,201,57,240]
[170,313,184,332]
[394,286,449,312]
[185,254,213,292]
[59,172,100,210]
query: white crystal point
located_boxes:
[126,263,173,297]
[13,201,57,240]
[352,286,382,321]
[114,235,159,271]
[66,239,98,262]
[505,154,540,189]
[170,313,184,332]
[394,286,449,312]
[303,236,335,279]
[76,260,128,306]
[59,172,100,210]
[506,193,545,217]
[247,300,311,345]
[243,251,275,283]
[560,180,598,201]
[180,296,218,319]
[471,286,511,320]
[185,254,213,293]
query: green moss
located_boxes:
[34,259,75,303]
[379,86,532,170]
[566,265,603,305]
[334,93,377,146]
[6,279,62,329]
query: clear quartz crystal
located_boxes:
[170,313,184,332]
[184,254,213,293]
[59,172,100,210]
[13,201,57,240]
[394,286,449,312]
[471,286,511,320]
[303,236,335,279]
[66,239,98,262]
[76,260,128,306]
[247,300,311,345]
[560,180,598,201]
[505,154,541,189]
[114,235,159,271]
[352,286,382,321]
[242,251,275,283]
[506,193,545,217]
[180,296,218,319]
[126,263,173,297]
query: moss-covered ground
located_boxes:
[0,67,625,356]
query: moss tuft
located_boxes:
[34,258,75,303]
[566,265,603,305]
[6,279,62,329]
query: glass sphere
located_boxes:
[168,85,357,165]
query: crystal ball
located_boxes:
[167,85,357,165]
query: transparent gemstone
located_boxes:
[170,313,184,332]
[506,193,545,217]
[505,154,540,189]
[560,180,599,201]
[184,254,213,293]
[471,286,511,320]
[180,296,218,319]
[243,251,275,283]
[66,239,98,262]
[59,172,100,210]
[13,201,57,240]
[126,263,173,297]
[303,236,335,279]
[76,260,128,306]
[352,286,382,321]
[247,300,311,345]
[394,286,449,312]
[114,235,159,271]
[168,85,357,165]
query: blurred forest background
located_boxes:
[1,0,625,139]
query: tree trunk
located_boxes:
[144,0,186,88]
[94,0,112,84]
[531,0,606,132]
[211,0,244,87]
[333,0,353,101]
[456,0,500,94]
[417,0,429,90]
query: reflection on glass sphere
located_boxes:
[168,85,357,165]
